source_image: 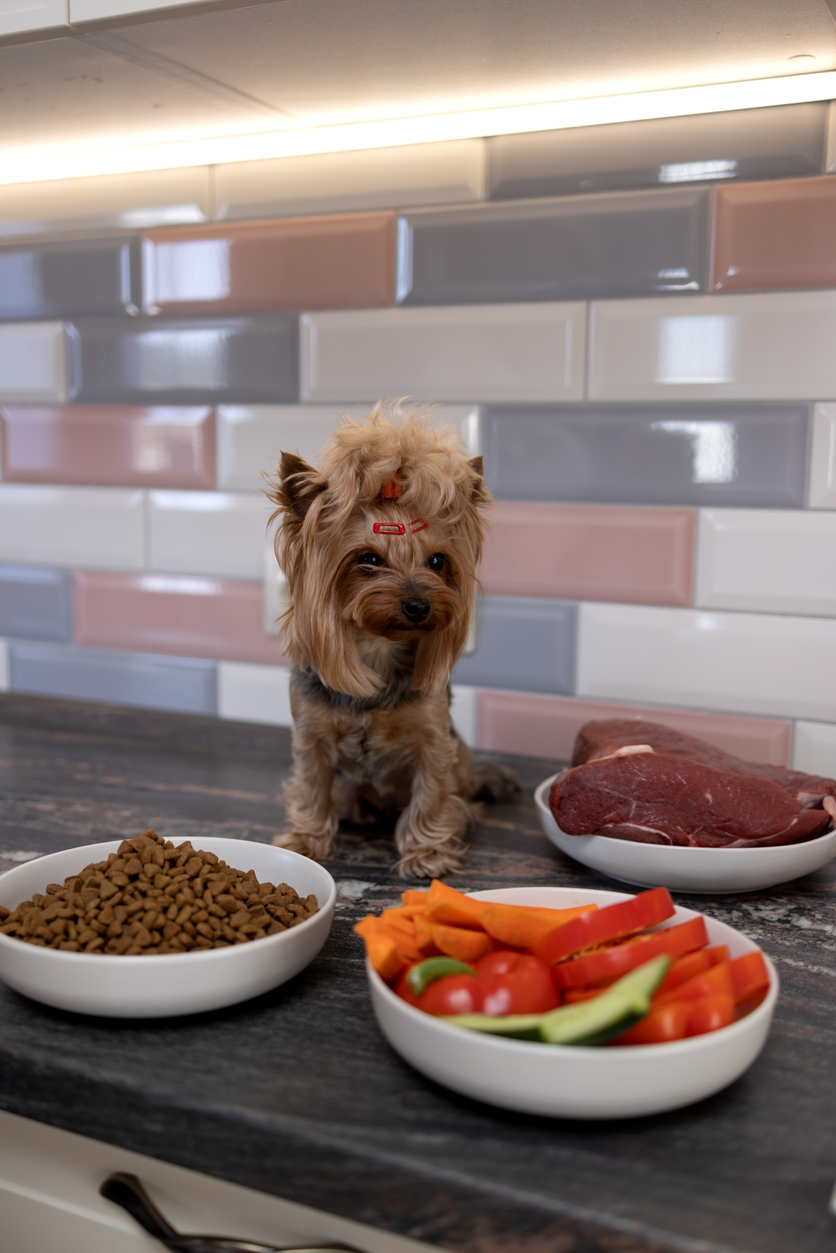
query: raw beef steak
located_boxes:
[548,720,836,847]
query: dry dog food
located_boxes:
[0,829,318,955]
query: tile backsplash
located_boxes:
[2,101,836,775]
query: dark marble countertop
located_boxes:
[0,693,835,1253]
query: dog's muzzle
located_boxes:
[401,597,431,623]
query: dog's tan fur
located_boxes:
[265,402,517,878]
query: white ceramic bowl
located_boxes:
[0,838,336,1018]
[535,774,836,894]
[367,887,778,1119]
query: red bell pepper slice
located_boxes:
[686,991,735,1037]
[552,915,708,990]
[614,1000,691,1045]
[729,950,770,1004]
[654,945,730,997]
[655,959,735,1006]
[475,951,560,1014]
[532,888,676,966]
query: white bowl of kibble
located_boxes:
[0,832,336,1018]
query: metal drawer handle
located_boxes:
[100,1172,360,1253]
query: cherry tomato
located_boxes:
[475,951,560,1015]
[419,974,485,1016]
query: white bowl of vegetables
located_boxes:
[361,884,777,1119]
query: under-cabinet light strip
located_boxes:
[1,68,835,186]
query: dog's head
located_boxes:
[266,403,490,698]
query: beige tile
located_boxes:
[0,323,68,403]
[147,489,270,579]
[808,403,836,508]
[302,304,587,404]
[792,720,836,777]
[218,661,292,726]
[589,290,836,401]
[0,484,144,569]
[214,141,485,221]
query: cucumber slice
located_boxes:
[445,955,670,1046]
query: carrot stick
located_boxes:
[430,923,495,963]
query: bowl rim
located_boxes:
[0,837,337,965]
[534,773,836,854]
[367,885,779,1057]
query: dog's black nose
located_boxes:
[402,596,431,623]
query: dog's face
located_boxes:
[337,517,471,643]
[266,407,490,697]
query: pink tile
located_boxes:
[0,406,216,489]
[142,213,396,315]
[477,691,792,765]
[712,176,836,292]
[74,571,288,666]
[480,502,694,606]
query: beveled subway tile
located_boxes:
[577,602,836,721]
[589,291,836,401]
[0,405,215,488]
[792,721,836,776]
[0,323,70,403]
[712,177,836,292]
[696,508,836,617]
[217,403,481,489]
[0,238,140,321]
[487,103,827,200]
[0,639,7,690]
[809,403,836,508]
[73,316,298,404]
[0,565,73,641]
[142,213,396,316]
[8,640,216,715]
[147,490,270,580]
[452,596,576,694]
[0,168,211,239]
[214,141,485,221]
[400,188,709,305]
[476,691,792,765]
[484,403,808,507]
[301,304,586,403]
[218,661,292,726]
[480,502,694,606]
[74,571,286,666]
[449,684,477,747]
[0,484,144,569]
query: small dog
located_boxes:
[266,403,518,878]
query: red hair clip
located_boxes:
[408,519,427,533]
[373,522,405,535]
[380,474,404,499]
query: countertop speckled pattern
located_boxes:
[0,694,834,1253]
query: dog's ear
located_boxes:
[468,455,484,477]
[467,454,489,504]
[280,451,325,521]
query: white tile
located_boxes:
[577,601,836,721]
[0,168,211,239]
[696,508,836,616]
[0,639,8,691]
[301,304,587,404]
[0,323,68,402]
[589,291,836,401]
[826,101,836,174]
[218,404,481,489]
[808,403,836,508]
[147,489,270,579]
[0,0,66,38]
[793,721,836,776]
[214,140,485,221]
[218,661,292,726]
[70,0,205,19]
[264,524,287,638]
[450,684,477,747]
[0,484,144,569]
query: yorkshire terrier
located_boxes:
[266,403,518,878]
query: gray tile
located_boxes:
[8,641,217,715]
[484,404,809,508]
[0,238,140,320]
[0,565,72,641]
[400,189,709,305]
[72,316,298,404]
[487,103,827,200]
[452,595,576,694]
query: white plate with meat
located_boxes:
[535,720,836,893]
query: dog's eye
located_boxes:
[357,552,385,568]
[426,553,446,572]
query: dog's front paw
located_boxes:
[272,830,334,862]
[396,844,464,880]
[470,762,520,805]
